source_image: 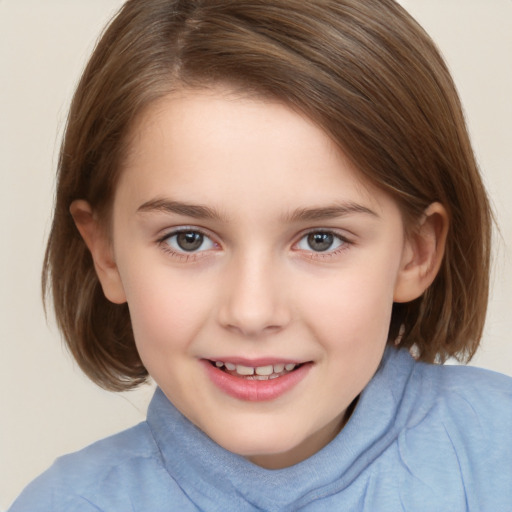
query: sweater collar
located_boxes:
[146,347,415,511]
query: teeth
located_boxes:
[236,365,255,376]
[255,365,274,376]
[213,360,300,377]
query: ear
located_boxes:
[393,202,449,303]
[70,200,127,304]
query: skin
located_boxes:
[73,87,447,469]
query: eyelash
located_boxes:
[157,227,353,261]
[293,230,352,259]
[157,227,218,262]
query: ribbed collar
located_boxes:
[146,347,416,511]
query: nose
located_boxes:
[218,252,291,338]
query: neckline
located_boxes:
[146,347,415,510]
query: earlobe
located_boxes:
[70,200,127,304]
[393,202,449,303]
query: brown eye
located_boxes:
[307,232,335,252]
[163,230,215,253]
[296,231,346,253]
[176,232,204,251]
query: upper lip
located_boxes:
[204,357,308,367]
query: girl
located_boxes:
[9,0,512,510]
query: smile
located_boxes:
[211,361,300,380]
[203,359,312,401]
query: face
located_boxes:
[106,88,413,468]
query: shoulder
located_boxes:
[8,422,172,512]
[381,347,512,431]
[409,357,512,427]
[395,354,512,508]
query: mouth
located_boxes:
[203,358,312,401]
[208,360,304,381]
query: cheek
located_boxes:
[119,265,215,356]
[301,257,399,347]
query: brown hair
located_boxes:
[43,0,492,390]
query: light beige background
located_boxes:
[1,1,511,508]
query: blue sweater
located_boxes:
[9,348,512,511]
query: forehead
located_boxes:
[116,87,392,219]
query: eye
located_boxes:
[163,229,216,253]
[296,231,346,252]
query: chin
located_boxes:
[208,422,319,469]
[218,429,296,455]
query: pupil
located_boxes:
[308,232,333,252]
[177,232,203,251]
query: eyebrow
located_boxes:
[285,202,379,222]
[137,198,378,223]
[137,198,225,220]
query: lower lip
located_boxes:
[202,360,311,402]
